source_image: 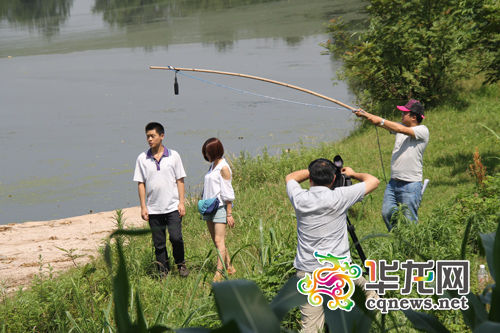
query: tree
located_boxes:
[324,0,500,115]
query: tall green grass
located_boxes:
[0,83,498,332]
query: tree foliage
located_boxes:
[324,0,500,114]
[474,0,500,84]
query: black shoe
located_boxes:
[178,264,190,277]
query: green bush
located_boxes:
[452,174,500,252]
[323,0,500,113]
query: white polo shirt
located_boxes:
[133,147,186,214]
[287,181,365,272]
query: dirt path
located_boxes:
[0,207,145,294]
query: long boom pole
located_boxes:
[149,65,356,111]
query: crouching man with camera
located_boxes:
[286,159,379,333]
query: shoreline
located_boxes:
[0,207,145,294]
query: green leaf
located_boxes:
[447,292,488,330]
[490,287,500,323]
[488,216,500,322]
[480,232,496,282]
[176,320,239,332]
[113,241,132,332]
[479,123,500,141]
[402,310,450,333]
[211,320,241,333]
[269,275,307,321]
[443,289,488,329]
[212,280,280,333]
[148,325,170,333]
[460,215,475,260]
[110,228,152,238]
[473,321,500,333]
[135,292,148,332]
[325,306,372,333]
[324,288,373,333]
[350,282,376,319]
[175,328,210,333]
[104,242,112,270]
[65,311,83,333]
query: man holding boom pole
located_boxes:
[354,99,429,231]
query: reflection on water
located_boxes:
[0,0,367,224]
[0,0,73,37]
[93,0,187,27]
[93,0,281,27]
[0,0,366,57]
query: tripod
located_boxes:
[332,155,369,275]
[346,215,369,275]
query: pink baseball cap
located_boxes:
[397,99,425,118]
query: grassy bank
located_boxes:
[1,83,499,332]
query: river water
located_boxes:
[0,0,366,224]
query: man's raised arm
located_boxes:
[341,167,380,195]
[285,169,310,184]
[353,109,416,137]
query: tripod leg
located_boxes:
[346,216,368,275]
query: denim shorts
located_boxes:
[202,205,227,223]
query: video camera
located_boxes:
[331,155,352,189]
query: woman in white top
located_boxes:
[201,138,236,281]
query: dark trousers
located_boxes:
[149,211,185,273]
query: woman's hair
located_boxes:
[202,137,224,162]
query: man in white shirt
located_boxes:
[133,122,189,277]
[354,99,429,231]
[286,159,379,333]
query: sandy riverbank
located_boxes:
[0,207,145,294]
